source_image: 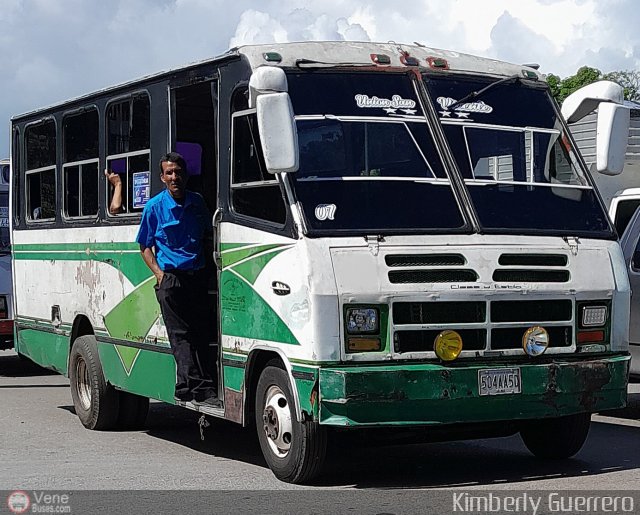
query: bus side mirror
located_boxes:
[256,93,299,174]
[595,102,630,176]
[249,66,299,174]
[562,80,629,176]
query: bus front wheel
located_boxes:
[255,362,327,484]
[69,335,119,430]
[520,412,591,459]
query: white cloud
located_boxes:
[1,0,639,157]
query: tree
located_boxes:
[547,67,640,104]
[602,70,640,102]
[550,66,602,103]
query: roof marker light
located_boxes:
[370,53,391,65]
[400,51,420,66]
[427,57,449,69]
[263,52,282,63]
[522,69,538,80]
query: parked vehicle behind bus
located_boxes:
[0,158,13,349]
[567,94,640,377]
[10,42,632,483]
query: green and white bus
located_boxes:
[10,42,631,483]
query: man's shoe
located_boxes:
[193,394,222,408]
[174,392,193,403]
[193,387,217,402]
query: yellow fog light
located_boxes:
[434,330,463,361]
[522,326,549,357]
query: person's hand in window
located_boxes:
[105,169,125,214]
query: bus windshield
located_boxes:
[422,74,611,236]
[286,72,468,234]
[285,71,612,238]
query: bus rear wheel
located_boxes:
[255,362,327,484]
[69,335,119,430]
[520,412,591,459]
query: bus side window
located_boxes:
[230,112,286,224]
[63,108,99,219]
[25,119,57,222]
[106,94,150,215]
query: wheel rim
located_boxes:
[262,384,293,458]
[75,357,92,411]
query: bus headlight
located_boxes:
[346,307,379,334]
[522,326,549,357]
[434,330,463,361]
[344,305,386,353]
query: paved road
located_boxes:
[1,349,639,512]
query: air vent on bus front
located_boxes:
[498,254,568,266]
[385,253,476,284]
[389,269,478,284]
[494,253,570,283]
[385,254,466,267]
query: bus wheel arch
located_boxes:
[68,314,94,373]
[245,349,304,426]
[253,358,327,484]
[68,334,120,430]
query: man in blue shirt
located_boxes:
[136,152,219,406]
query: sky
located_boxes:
[1,0,639,157]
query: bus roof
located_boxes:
[12,41,544,121]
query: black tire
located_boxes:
[69,335,119,430]
[520,412,591,459]
[255,362,327,484]
[116,391,149,430]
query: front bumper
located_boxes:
[318,354,630,426]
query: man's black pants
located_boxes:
[155,269,215,399]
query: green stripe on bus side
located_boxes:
[223,365,244,392]
[103,277,160,345]
[230,247,289,285]
[220,270,299,345]
[220,243,250,252]
[16,327,69,375]
[13,242,140,252]
[13,247,151,286]
[294,370,318,419]
[221,243,290,268]
[98,343,176,403]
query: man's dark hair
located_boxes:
[159,152,187,174]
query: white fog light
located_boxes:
[522,326,549,357]
[582,306,607,327]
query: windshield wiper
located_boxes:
[445,74,522,112]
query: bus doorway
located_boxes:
[170,80,220,387]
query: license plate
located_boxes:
[478,368,521,396]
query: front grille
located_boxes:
[491,300,572,322]
[391,299,575,354]
[394,329,486,353]
[394,301,485,324]
[385,254,465,267]
[389,269,478,284]
[492,270,570,282]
